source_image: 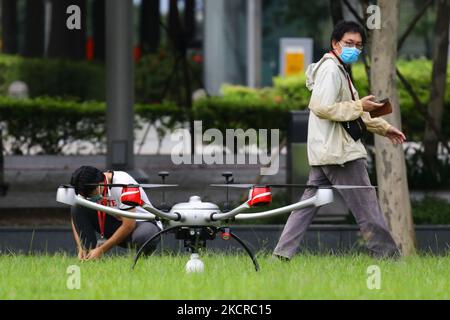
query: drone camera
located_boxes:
[247,186,272,207]
[120,186,144,207]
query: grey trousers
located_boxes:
[274,158,399,259]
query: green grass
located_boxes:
[0,253,449,300]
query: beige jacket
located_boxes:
[305,53,391,166]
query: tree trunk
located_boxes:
[23,0,45,57]
[423,0,450,180]
[140,0,160,54]
[329,0,343,26]
[48,0,86,59]
[371,0,416,256]
[184,0,196,46]
[168,0,183,53]
[1,0,18,54]
[92,0,105,60]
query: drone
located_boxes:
[56,171,375,272]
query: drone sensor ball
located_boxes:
[185,254,205,273]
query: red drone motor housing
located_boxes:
[120,186,144,207]
[247,186,272,207]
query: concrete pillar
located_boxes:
[247,0,262,88]
[204,0,247,95]
[106,0,134,171]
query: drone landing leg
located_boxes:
[227,230,260,272]
[131,225,180,270]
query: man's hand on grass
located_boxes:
[84,247,104,261]
[77,249,87,261]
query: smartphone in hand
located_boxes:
[370,98,392,117]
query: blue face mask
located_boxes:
[339,43,361,64]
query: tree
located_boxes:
[411,0,436,59]
[168,0,184,53]
[92,0,105,60]
[24,0,45,57]
[371,0,416,256]
[423,0,450,181]
[1,0,18,54]
[329,0,343,25]
[184,0,196,46]
[48,0,86,59]
[140,0,160,54]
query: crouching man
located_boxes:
[69,166,161,261]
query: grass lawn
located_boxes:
[0,253,449,300]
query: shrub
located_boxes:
[0,55,105,101]
[412,196,450,225]
[135,49,203,104]
[0,50,203,104]
[192,95,293,139]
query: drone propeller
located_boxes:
[210,183,254,189]
[210,183,376,189]
[86,183,178,189]
[267,184,377,189]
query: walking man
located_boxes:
[274,21,404,260]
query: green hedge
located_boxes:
[192,95,292,141]
[0,96,105,154]
[0,96,181,154]
[412,196,450,224]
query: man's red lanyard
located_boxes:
[97,176,108,239]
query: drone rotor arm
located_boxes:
[234,188,334,221]
[234,195,317,221]
[141,203,181,221]
[209,202,251,221]
[74,196,156,220]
